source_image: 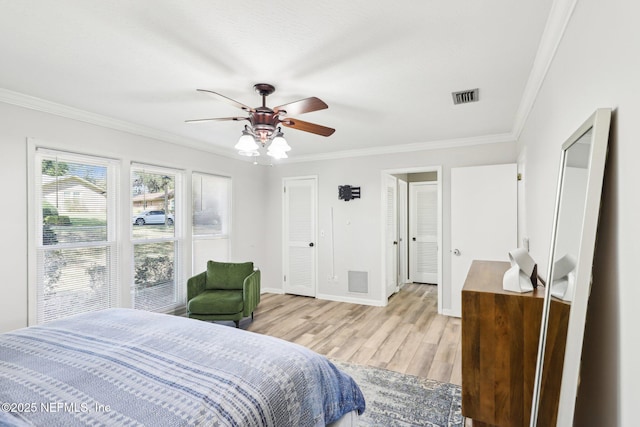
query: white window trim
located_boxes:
[130,163,185,313]
[191,172,232,277]
[27,142,120,325]
[192,171,232,239]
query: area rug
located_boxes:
[333,360,464,427]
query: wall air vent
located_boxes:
[452,88,479,105]
[348,271,368,293]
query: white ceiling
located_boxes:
[0,1,554,161]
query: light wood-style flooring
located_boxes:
[245,283,462,386]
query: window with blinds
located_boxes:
[34,150,118,324]
[131,165,182,312]
[192,173,231,270]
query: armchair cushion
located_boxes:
[188,290,244,315]
[205,260,254,290]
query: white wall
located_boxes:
[0,102,268,333]
[264,142,516,309]
[0,97,516,333]
[517,0,640,424]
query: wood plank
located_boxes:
[450,339,462,385]
[428,317,460,382]
[385,327,424,374]
[244,283,462,385]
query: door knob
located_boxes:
[309,242,314,247]
[453,249,461,256]
[393,241,398,245]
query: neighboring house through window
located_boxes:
[29,147,223,323]
[31,148,118,324]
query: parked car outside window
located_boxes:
[132,210,174,225]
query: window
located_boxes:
[131,165,182,312]
[192,173,231,270]
[32,149,118,324]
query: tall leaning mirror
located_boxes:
[530,108,612,426]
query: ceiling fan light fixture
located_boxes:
[269,131,291,152]
[188,84,335,161]
[235,129,259,152]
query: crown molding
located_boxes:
[0,87,238,159]
[285,132,516,164]
[0,86,517,164]
[512,0,579,139]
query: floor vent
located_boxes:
[348,271,368,294]
[452,88,479,105]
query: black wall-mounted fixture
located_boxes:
[338,185,361,201]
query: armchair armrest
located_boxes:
[242,269,261,316]
[187,271,207,302]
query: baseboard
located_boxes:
[315,292,386,307]
[441,308,459,317]
[260,288,385,306]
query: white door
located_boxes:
[398,179,409,285]
[283,177,317,297]
[450,164,517,317]
[409,182,439,284]
[385,175,398,297]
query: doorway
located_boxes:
[282,176,318,297]
[381,166,442,312]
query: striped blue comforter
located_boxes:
[0,309,365,426]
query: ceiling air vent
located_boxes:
[452,88,479,105]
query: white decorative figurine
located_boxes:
[550,253,577,302]
[503,248,537,293]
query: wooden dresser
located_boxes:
[461,260,570,427]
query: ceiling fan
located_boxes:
[186,83,335,159]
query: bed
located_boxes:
[0,308,365,426]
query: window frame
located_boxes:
[130,163,184,313]
[191,172,232,273]
[28,144,120,325]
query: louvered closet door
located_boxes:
[409,182,438,284]
[283,177,317,297]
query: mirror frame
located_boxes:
[530,108,612,426]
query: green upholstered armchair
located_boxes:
[187,260,261,327]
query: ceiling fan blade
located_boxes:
[280,118,335,137]
[274,97,328,116]
[196,89,255,112]
[185,117,248,123]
